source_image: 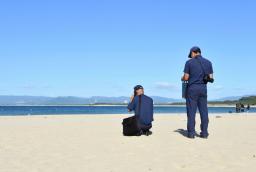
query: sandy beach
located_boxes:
[0,114,255,172]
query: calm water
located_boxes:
[0,106,255,116]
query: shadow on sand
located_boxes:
[174,129,200,138]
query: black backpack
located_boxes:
[122,96,142,136]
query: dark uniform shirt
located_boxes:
[127,94,154,126]
[184,55,213,86]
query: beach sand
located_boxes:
[0,114,255,172]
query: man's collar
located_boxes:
[195,55,202,58]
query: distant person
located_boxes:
[181,46,214,139]
[247,104,251,111]
[236,103,241,113]
[238,103,242,113]
[241,103,245,112]
[126,85,154,136]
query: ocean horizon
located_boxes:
[0,105,255,116]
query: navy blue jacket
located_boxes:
[184,55,213,86]
[127,95,154,126]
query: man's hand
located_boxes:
[182,73,189,81]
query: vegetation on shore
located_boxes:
[170,96,256,106]
[0,96,255,106]
[90,96,256,106]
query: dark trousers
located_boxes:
[186,85,209,136]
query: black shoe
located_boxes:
[188,135,195,139]
[200,134,208,139]
[135,130,143,136]
[142,130,152,136]
[145,131,153,136]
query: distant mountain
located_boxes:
[0,96,52,105]
[0,95,182,105]
[89,96,130,104]
[45,96,91,105]
[238,96,256,105]
[212,95,256,102]
[212,96,243,101]
[3,95,256,105]
[151,96,183,104]
[209,96,256,105]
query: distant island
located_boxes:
[211,96,256,105]
[170,96,256,106]
[0,95,181,106]
[0,95,255,106]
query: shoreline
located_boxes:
[0,104,255,107]
[0,112,254,117]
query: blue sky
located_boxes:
[0,0,255,99]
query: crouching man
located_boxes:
[127,85,154,136]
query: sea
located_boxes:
[0,106,255,116]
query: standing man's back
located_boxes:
[182,46,214,139]
[185,57,213,86]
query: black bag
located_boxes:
[122,96,142,136]
[182,81,188,99]
[122,115,140,136]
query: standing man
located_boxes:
[182,46,214,139]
